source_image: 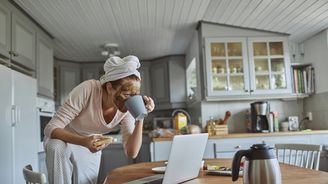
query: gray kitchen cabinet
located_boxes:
[150,55,186,110]
[204,37,292,99]
[150,140,172,161]
[139,62,151,96]
[134,134,151,163]
[11,7,36,70]
[81,63,104,81]
[56,61,81,105]
[97,143,134,184]
[0,0,11,59]
[36,30,54,98]
[151,133,327,161]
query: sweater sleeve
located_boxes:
[44,80,93,138]
[119,112,135,153]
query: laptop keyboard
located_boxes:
[123,174,164,184]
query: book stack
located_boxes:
[291,63,315,94]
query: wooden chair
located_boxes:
[275,143,322,170]
[23,164,47,184]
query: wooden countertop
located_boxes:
[105,159,328,184]
[151,130,328,142]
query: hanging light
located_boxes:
[101,43,120,57]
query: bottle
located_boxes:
[207,116,216,136]
[272,112,279,132]
[268,112,274,132]
[174,112,187,131]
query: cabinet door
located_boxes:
[205,38,250,97]
[0,1,11,58]
[82,64,104,81]
[59,65,80,105]
[11,12,36,70]
[37,32,54,98]
[139,64,151,96]
[150,62,169,103]
[98,144,134,183]
[248,37,292,95]
[150,141,172,161]
[12,70,38,184]
[0,65,14,184]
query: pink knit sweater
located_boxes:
[44,80,135,149]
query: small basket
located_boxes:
[213,125,228,135]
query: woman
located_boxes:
[44,55,155,184]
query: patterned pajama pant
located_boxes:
[45,139,101,184]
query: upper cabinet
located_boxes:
[0,1,54,97]
[199,22,292,100]
[36,30,54,98]
[81,63,104,82]
[248,37,291,95]
[205,37,291,98]
[11,8,36,70]
[0,0,11,59]
[205,37,250,97]
[150,56,186,110]
[139,62,151,96]
[55,61,81,106]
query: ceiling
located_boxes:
[13,0,328,62]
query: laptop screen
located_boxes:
[162,133,209,184]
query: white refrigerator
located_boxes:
[0,64,38,184]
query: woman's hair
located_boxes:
[102,74,140,89]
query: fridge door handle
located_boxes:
[16,106,21,125]
[11,105,17,127]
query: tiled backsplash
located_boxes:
[200,99,304,133]
[304,91,328,129]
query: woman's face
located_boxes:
[111,79,141,112]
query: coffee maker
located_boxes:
[250,101,270,133]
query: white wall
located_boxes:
[200,99,304,133]
[303,30,328,93]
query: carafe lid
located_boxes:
[247,144,276,160]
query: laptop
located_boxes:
[124,133,209,184]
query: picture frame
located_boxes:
[288,116,299,131]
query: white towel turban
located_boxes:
[100,55,141,84]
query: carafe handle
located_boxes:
[232,149,251,181]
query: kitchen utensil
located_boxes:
[222,111,231,125]
[232,144,281,184]
[124,95,148,120]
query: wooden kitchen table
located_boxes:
[104,159,328,184]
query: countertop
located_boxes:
[151,130,328,142]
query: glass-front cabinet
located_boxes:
[204,37,291,98]
[248,37,291,95]
[205,38,250,96]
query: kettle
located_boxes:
[232,144,281,184]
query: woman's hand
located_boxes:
[143,96,155,113]
[82,135,110,153]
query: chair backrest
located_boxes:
[23,164,47,184]
[275,143,322,170]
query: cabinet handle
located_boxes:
[234,145,241,149]
[250,89,254,92]
[11,105,17,127]
[244,89,249,92]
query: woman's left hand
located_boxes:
[143,96,155,113]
